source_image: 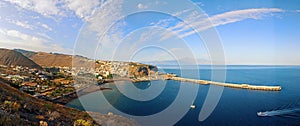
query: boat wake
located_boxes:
[257,108,300,117]
[258,99,300,117]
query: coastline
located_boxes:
[52,84,112,105]
[54,73,282,105]
[52,76,163,105]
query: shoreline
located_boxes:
[54,74,282,105]
[52,84,112,105]
[52,76,162,105]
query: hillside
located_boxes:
[0,49,42,69]
[15,49,91,68]
[0,78,138,126]
[29,52,73,67]
[14,49,158,78]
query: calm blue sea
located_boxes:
[67,65,300,125]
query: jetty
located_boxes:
[169,76,282,91]
[94,73,281,91]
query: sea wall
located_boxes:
[171,77,282,91]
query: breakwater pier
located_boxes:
[169,76,282,91]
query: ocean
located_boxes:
[67,65,300,125]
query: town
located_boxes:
[0,60,160,103]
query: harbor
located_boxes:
[100,74,282,91]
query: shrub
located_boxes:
[39,121,48,126]
[44,103,54,111]
[12,102,21,111]
[74,119,92,126]
[4,100,12,105]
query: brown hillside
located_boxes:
[0,49,42,69]
[30,52,73,67]
[28,52,93,68]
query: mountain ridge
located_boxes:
[0,48,42,69]
[15,49,91,68]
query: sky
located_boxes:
[0,0,299,65]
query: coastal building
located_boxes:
[6,75,24,83]
[20,82,38,94]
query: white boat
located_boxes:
[257,112,268,116]
[190,104,196,109]
[190,100,196,109]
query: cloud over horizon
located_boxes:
[0,28,72,54]
[0,1,287,54]
[160,8,284,40]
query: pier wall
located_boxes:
[171,77,281,91]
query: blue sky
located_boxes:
[0,0,299,65]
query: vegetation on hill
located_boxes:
[0,78,97,125]
[0,78,139,126]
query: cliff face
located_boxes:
[128,63,158,78]
[94,61,159,79]
[0,49,42,69]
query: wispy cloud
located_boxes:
[87,0,124,43]
[66,0,126,59]
[36,32,52,40]
[194,2,205,7]
[14,21,33,29]
[137,1,167,10]
[1,0,104,55]
[0,29,71,54]
[173,9,193,17]
[7,19,34,29]
[0,1,287,62]
[137,3,148,9]
[37,22,52,31]
[160,8,284,40]
[3,16,34,30]
[4,0,63,17]
[3,0,100,20]
[41,24,52,31]
[4,18,53,32]
[65,0,100,20]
